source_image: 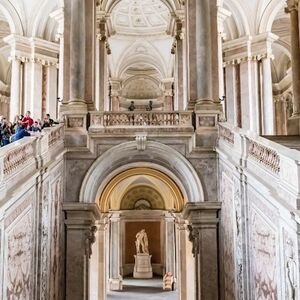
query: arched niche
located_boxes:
[79,141,204,207]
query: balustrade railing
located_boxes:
[90,111,193,129]
[0,124,64,187]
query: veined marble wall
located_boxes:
[217,123,300,300]
[0,128,65,300]
[0,160,64,300]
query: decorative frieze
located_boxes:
[48,124,64,147]
[219,124,234,144]
[3,141,35,176]
[248,139,280,174]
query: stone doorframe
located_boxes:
[63,201,221,300]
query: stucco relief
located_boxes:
[250,205,278,300]
[5,210,33,300]
[220,171,237,299]
[50,176,63,300]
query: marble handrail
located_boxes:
[89,111,193,128]
[217,122,300,192]
[0,124,64,188]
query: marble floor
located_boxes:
[107,278,178,300]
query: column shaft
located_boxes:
[70,0,86,102]
[46,65,58,119]
[239,60,260,133]
[262,58,275,135]
[289,6,300,116]
[109,214,122,290]
[9,59,22,120]
[188,0,213,103]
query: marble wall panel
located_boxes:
[49,174,63,300]
[4,200,33,300]
[250,202,278,299]
[189,157,217,200]
[220,171,237,299]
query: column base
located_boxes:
[109,278,123,291]
[195,99,222,111]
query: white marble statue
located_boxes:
[135,229,149,254]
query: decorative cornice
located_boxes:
[223,33,279,66]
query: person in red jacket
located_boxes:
[22,111,34,129]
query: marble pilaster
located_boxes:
[109,213,123,290]
[165,213,176,278]
[63,203,101,300]
[89,216,108,300]
[183,202,221,300]
[46,65,58,119]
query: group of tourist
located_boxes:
[0,111,58,147]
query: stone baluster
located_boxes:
[183,202,221,300]
[286,0,300,119]
[63,203,101,300]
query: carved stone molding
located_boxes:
[187,225,200,257]
[85,226,97,258]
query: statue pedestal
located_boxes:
[133,254,153,279]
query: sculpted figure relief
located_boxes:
[135,229,149,254]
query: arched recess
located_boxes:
[100,167,185,212]
[0,0,23,35]
[258,0,286,33]
[79,141,204,206]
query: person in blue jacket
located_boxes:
[13,124,31,142]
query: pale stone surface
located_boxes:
[133,254,153,279]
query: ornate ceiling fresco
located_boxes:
[111,0,170,35]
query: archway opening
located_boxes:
[89,166,196,300]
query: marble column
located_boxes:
[261,57,275,135]
[109,213,122,290]
[89,216,108,300]
[224,63,240,126]
[165,213,176,278]
[50,8,64,104]
[183,202,221,300]
[69,0,86,105]
[95,13,109,112]
[188,0,213,106]
[46,65,58,119]
[9,57,22,120]
[239,58,260,133]
[63,203,101,300]
[174,16,188,110]
[286,1,300,118]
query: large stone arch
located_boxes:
[80,141,204,205]
[0,0,23,35]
